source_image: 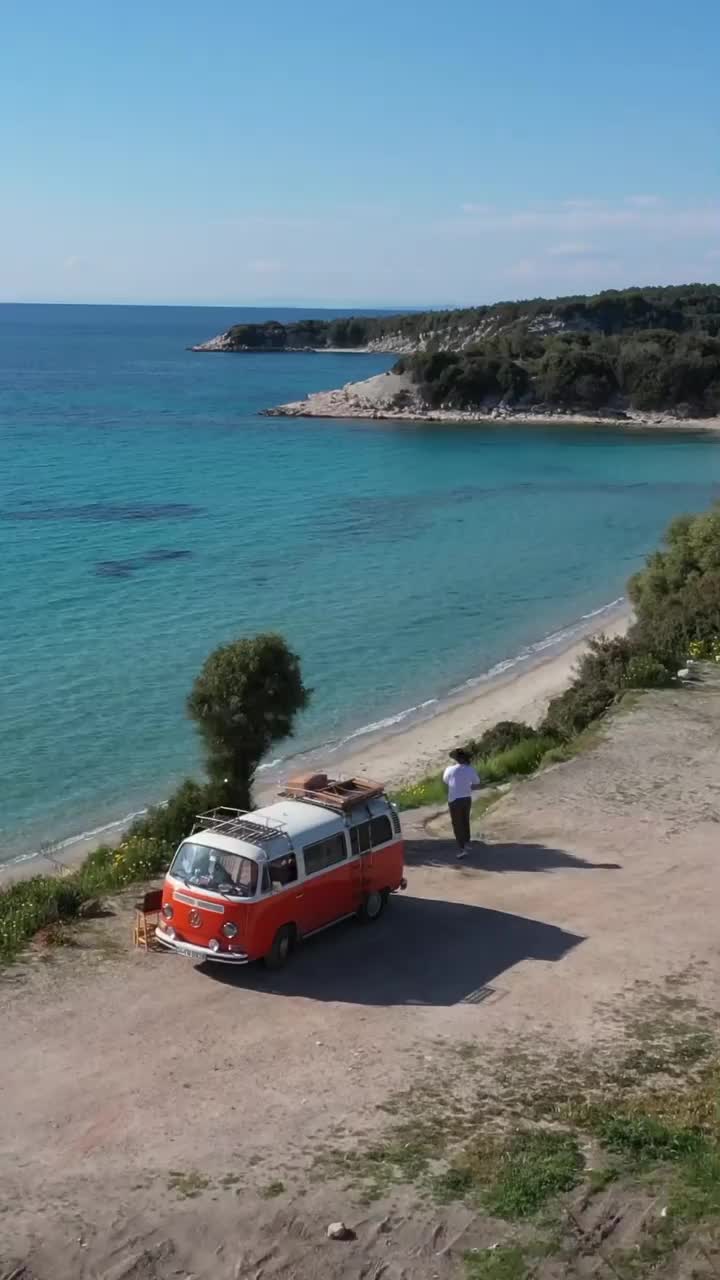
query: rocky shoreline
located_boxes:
[262,369,720,431]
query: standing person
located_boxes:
[442,748,480,858]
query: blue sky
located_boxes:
[1,0,718,306]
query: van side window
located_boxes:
[270,853,298,888]
[350,821,372,857]
[303,834,347,875]
[370,814,393,846]
[261,864,271,894]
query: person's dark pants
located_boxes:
[448,796,472,850]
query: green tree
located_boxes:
[187,634,310,808]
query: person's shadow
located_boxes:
[204,893,585,1007]
[406,836,621,873]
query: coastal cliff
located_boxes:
[196,285,720,421]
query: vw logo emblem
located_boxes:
[189,909,202,928]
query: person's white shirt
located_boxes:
[442,762,480,802]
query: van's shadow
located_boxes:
[203,895,585,1007]
[406,837,621,873]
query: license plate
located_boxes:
[175,946,196,959]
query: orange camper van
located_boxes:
[155,773,406,969]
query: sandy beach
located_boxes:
[0,601,631,886]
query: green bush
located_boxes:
[688,636,720,663]
[464,720,539,759]
[129,778,230,849]
[622,654,674,689]
[628,505,720,664]
[542,681,617,740]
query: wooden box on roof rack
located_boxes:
[283,773,386,811]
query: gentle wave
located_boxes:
[449,596,625,694]
[263,596,627,775]
[5,807,149,869]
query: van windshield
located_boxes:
[171,841,258,898]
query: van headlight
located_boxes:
[162,903,174,919]
[222,921,238,939]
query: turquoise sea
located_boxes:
[2,303,720,864]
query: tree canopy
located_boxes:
[187,633,310,807]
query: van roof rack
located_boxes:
[194,807,288,845]
[281,773,386,813]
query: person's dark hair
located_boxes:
[450,748,471,765]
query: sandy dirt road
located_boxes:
[1,686,719,1279]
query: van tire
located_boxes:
[264,925,294,970]
[359,890,386,923]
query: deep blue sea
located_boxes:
[2,302,720,863]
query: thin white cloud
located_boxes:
[456,199,720,236]
[546,241,595,258]
[625,194,663,208]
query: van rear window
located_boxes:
[351,814,394,853]
[370,815,393,845]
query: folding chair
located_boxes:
[133,888,163,951]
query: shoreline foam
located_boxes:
[0,598,631,886]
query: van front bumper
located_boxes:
[155,929,250,965]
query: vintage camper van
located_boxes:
[155,774,406,968]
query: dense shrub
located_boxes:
[129,778,231,850]
[542,681,618,740]
[464,720,540,759]
[628,505,720,663]
[688,636,720,663]
[621,655,674,689]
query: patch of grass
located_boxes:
[587,1165,620,1192]
[539,744,572,766]
[0,835,172,967]
[586,1109,706,1166]
[478,736,559,785]
[391,773,447,811]
[168,1170,211,1198]
[472,790,502,819]
[315,1103,466,1202]
[434,1130,583,1218]
[464,1245,531,1280]
[258,1179,285,1199]
[670,1147,720,1222]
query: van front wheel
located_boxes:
[264,925,294,970]
[359,890,386,923]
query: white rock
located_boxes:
[327,1222,355,1241]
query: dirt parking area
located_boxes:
[2,685,720,1280]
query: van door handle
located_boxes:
[295,893,304,899]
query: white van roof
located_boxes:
[187,799,351,863]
